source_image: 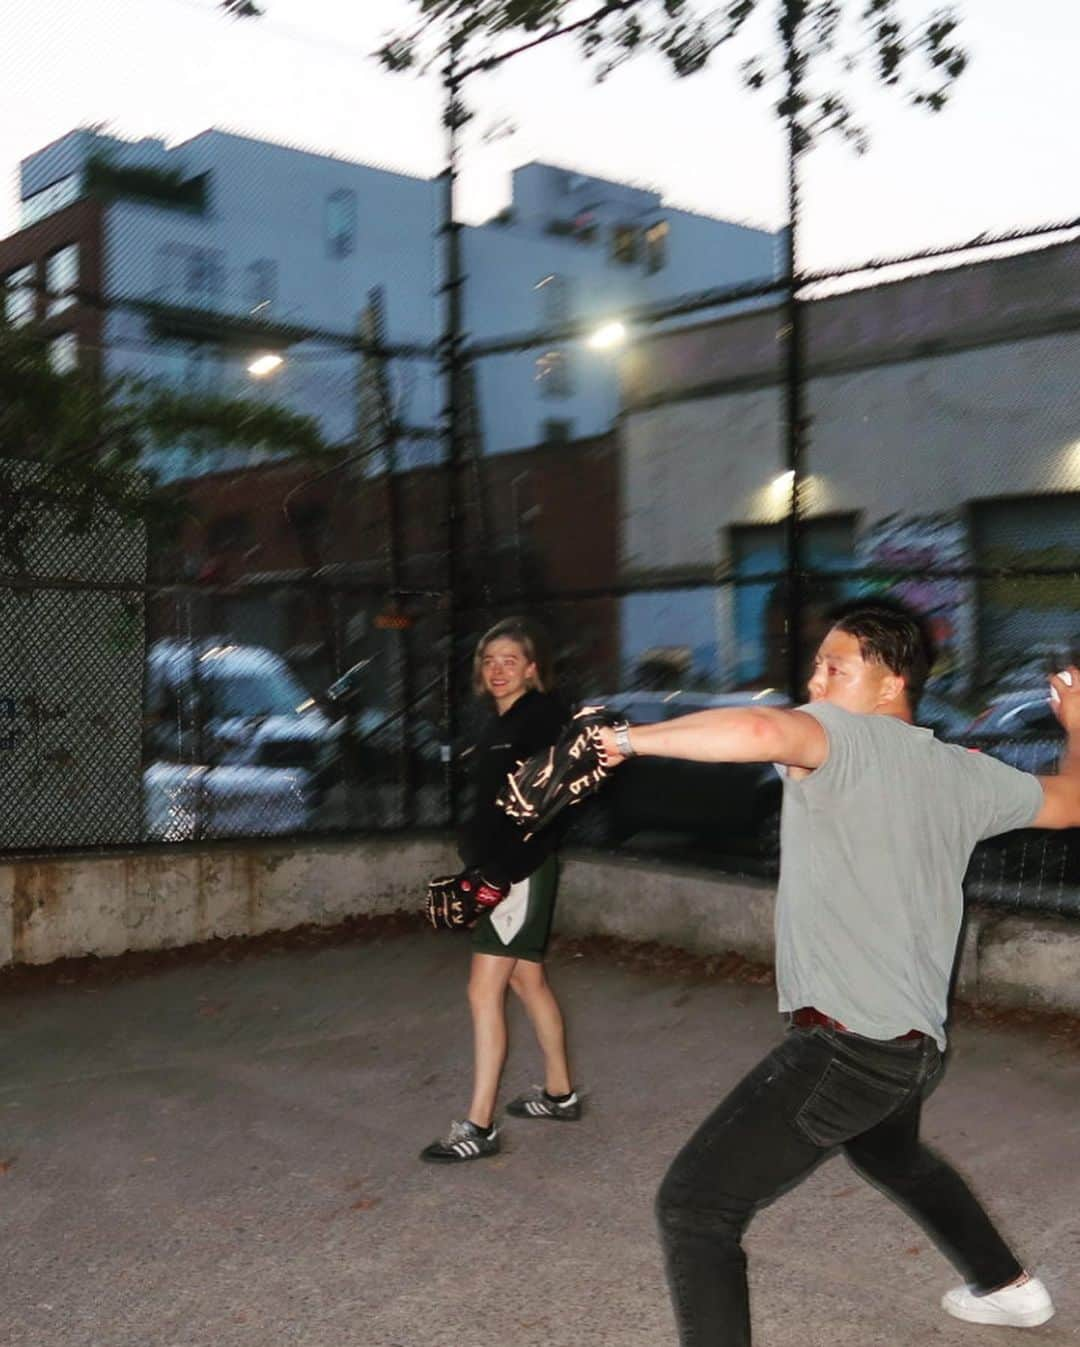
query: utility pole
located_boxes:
[439,30,468,823]
[363,285,417,825]
[781,3,808,705]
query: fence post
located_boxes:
[439,32,467,824]
[781,16,808,706]
[364,286,417,826]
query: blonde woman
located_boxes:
[421,617,579,1163]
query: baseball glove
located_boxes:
[497,706,625,839]
[425,871,508,932]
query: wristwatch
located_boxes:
[613,722,635,759]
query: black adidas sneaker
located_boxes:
[506,1086,582,1121]
[420,1119,500,1163]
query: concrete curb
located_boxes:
[0,834,459,967]
[555,850,1080,1017]
[3,837,1080,1017]
[557,849,776,963]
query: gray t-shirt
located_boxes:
[775,701,1044,1048]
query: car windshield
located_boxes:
[202,667,309,719]
[1016,703,1063,736]
[615,701,668,724]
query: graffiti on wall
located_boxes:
[854,514,973,689]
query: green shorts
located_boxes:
[470,854,560,963]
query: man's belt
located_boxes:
[791,1005,924,1043]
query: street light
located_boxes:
[247,352,284,378]
[587,320,627,350]
[765,469,797,520]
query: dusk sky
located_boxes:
[3,0,1077,273]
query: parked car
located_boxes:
[965,688,1063,775]
[143,762,310,841]
[566,690,789,867]
[320,663,447,792]
[989,646,1074,695]
[143,639,332,840]
[959,687,1080,890]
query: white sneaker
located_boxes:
[942,1276,1054,1328]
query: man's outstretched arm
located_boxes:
[1034,668,1080,829]
[599,706,828,772]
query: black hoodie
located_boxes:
[458,689,569,887]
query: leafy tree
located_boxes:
[220,1,968,160]
[362,1,969,154]
[0,318,328,573]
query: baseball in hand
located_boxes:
[1051,670,1073,704]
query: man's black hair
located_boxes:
[825,595,936,708]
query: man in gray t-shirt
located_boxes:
[600,598,1076,1342]
[776,699,1042,1051]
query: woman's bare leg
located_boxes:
[509,959,572,1096]
[466,952,517,1128]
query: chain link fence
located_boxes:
[4,226,1080,918]
[0,459,145,849]
[2,23,1079,916]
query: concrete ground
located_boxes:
[1,929,1079,1347]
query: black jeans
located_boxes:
[656,1023,1023,1346]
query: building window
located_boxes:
[729,516,855,688]
[186,249,224,300]
[156,244,225,307]
[972,494,1080,674]
[48,332,79,374]
[645,221,669,274]
[287,502,328,545]
[19,174,81,229]
[535,349,572,399]
[570,211,598,243]
[2,264,36,327]
[182,344,223,396]
[208,513,253,554]
[541,418,574,445]
[243,259,278,315]
[544,213,597,243]
[611,225,640,265]
[325,189,357,259]
[46,244,79,316]
[535,272,572,329]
